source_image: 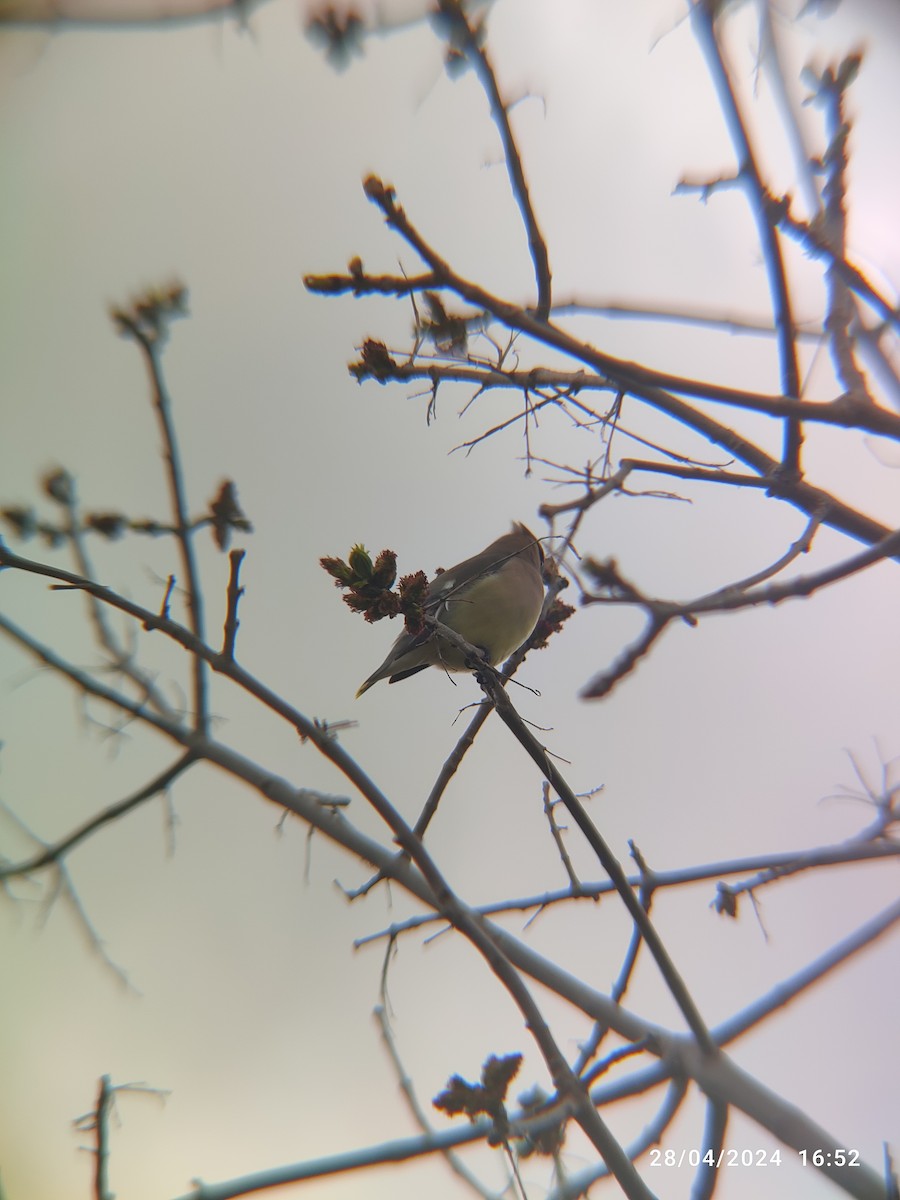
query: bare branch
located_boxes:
[357,176,900,559]
[114,297,209,733]
[0,753,195,882]
[221,548,245,662]
[374,1006,504,1200]
[690,0,803,472]
[809,55,876,404]
[775,203,900,335]
[433,0,552,319]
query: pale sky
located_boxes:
[1,3,899,1199]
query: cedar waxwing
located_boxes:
[356,523,545,697]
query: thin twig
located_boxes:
[72,1074,113,1200]
[117,318,209,733]
[420,620,716,1053]
[221,549,246,662]
[692,1097,729,1200]
[343,341,900,441]
[0,562,649,1197]
[756,2,822,218]
[776,204,900,335]
[579,524,900,697]
[541,781,580,891]
[547,1078,688,1200]
[374,1006,504,1200]
[354,834,899,948]
[576,842,657,1081]
[811,56,875,403]
[358,176,900,556]
[434,0,552,318]
[690,0,802,472]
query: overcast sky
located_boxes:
[1,3,899,1199]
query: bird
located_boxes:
[356,523,545,697]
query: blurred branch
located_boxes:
[693,1097,729,1200]
[374,1005,505,1200]
[714,894,900,1047]
[547,1078,688,1199]
[415,617,715,1051]
[113,291,209,734]
[74,1075,114,1200]
[578,522,900,698]
[0,606,435,901]
[690,0,803,472]
[573,842,656,1081]
[25,470,178,718]
[809,54,876,404]
[756,0,822,218]
[73,1075,169,1200]
[776,203,900,336]
[0,753,195,882]
[433,0,552,319]
[0,0,267,30]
